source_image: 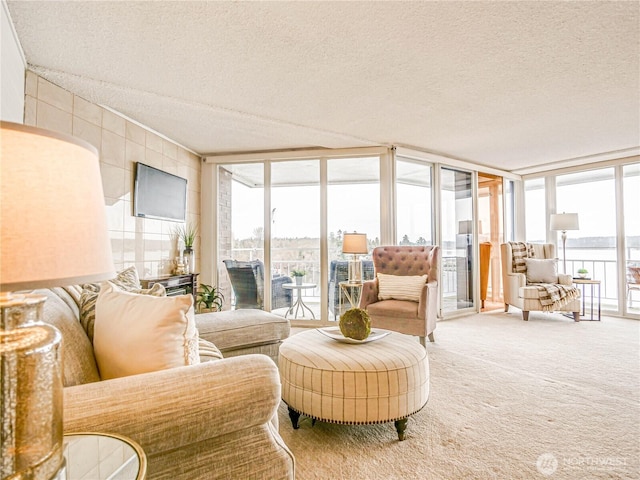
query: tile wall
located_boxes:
[24,71,201,280]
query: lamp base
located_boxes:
[1,294,65,480]
[347,257,363,284]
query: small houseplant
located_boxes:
[291,269,306,285]
[196,284,224,313]
[176,222,198,249]
[577,268,589,279]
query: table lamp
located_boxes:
[550,212,579,274]
[1,121,115,479]
[342,232,368,283]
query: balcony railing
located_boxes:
[228,247,639,312]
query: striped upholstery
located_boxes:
[279,329,429,425]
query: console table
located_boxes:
[141,273,199,302]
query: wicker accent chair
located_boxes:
[360,245,440,347]
[328,259,375,316]
[223,259,293,310]
[501,242,580,321]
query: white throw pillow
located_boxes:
[525,258,558,284]
[377,273,427,302]
[93,281,200,380]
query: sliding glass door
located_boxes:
[440,167,475,313]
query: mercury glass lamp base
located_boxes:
[0,294,65,480]
[347,257,363,284]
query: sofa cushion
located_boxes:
[196,309,289,354]
[377,272,427,302]
[93,282,200,380]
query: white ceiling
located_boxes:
[7,1,640,174]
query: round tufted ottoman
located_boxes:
[279,329,429,440]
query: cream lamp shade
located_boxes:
[550,213,579,232]
[342,232,368,254]
[0,121,115,292]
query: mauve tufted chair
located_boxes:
[360,245,441,347]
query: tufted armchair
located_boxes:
[501,242,580,321]
[360,245,440,346]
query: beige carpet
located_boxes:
[279,311,640,479]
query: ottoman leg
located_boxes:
[394,418,408,441]
[288,407,301,429]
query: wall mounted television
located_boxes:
[133,162,187,222]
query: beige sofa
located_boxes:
[38,286,295,480]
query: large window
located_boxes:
[441,167,474,312]
[524,178,546,243]
[271,160,320,318]
[624,164,640,314]
[396,158,433,245]
[556,168,617,307]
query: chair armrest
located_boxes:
[63,355,280,456]
[507,272,526,288]
[558,273,573,285]
[359,279,379,309]
[417,281,438,320]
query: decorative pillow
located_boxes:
[525,258,558,284]
[377,273,427,302]
[109,265,142,290]
[93,282,199,380]
[79,282,165,343]
[198,338,224,362]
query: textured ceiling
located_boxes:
[7,1,640,173]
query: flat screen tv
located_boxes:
[133,162,187,222]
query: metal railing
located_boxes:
[228,247,639,312]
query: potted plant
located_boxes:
[196,284,224,313]
[577,268,589,279]
[291,269,306,285]
[176,223,198,273]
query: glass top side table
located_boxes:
[63,432,147,480]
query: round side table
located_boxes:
[282,282,316,319]
[63,432,147,480]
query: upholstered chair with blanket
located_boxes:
[360,245,440,346]
[501,242,581,321]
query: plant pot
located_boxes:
[295,277,303,285]
[183,247,195,274]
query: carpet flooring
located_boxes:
[278,310,640,479]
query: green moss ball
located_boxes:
[339,308,371,340]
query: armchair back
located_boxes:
[372,245,439,282]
